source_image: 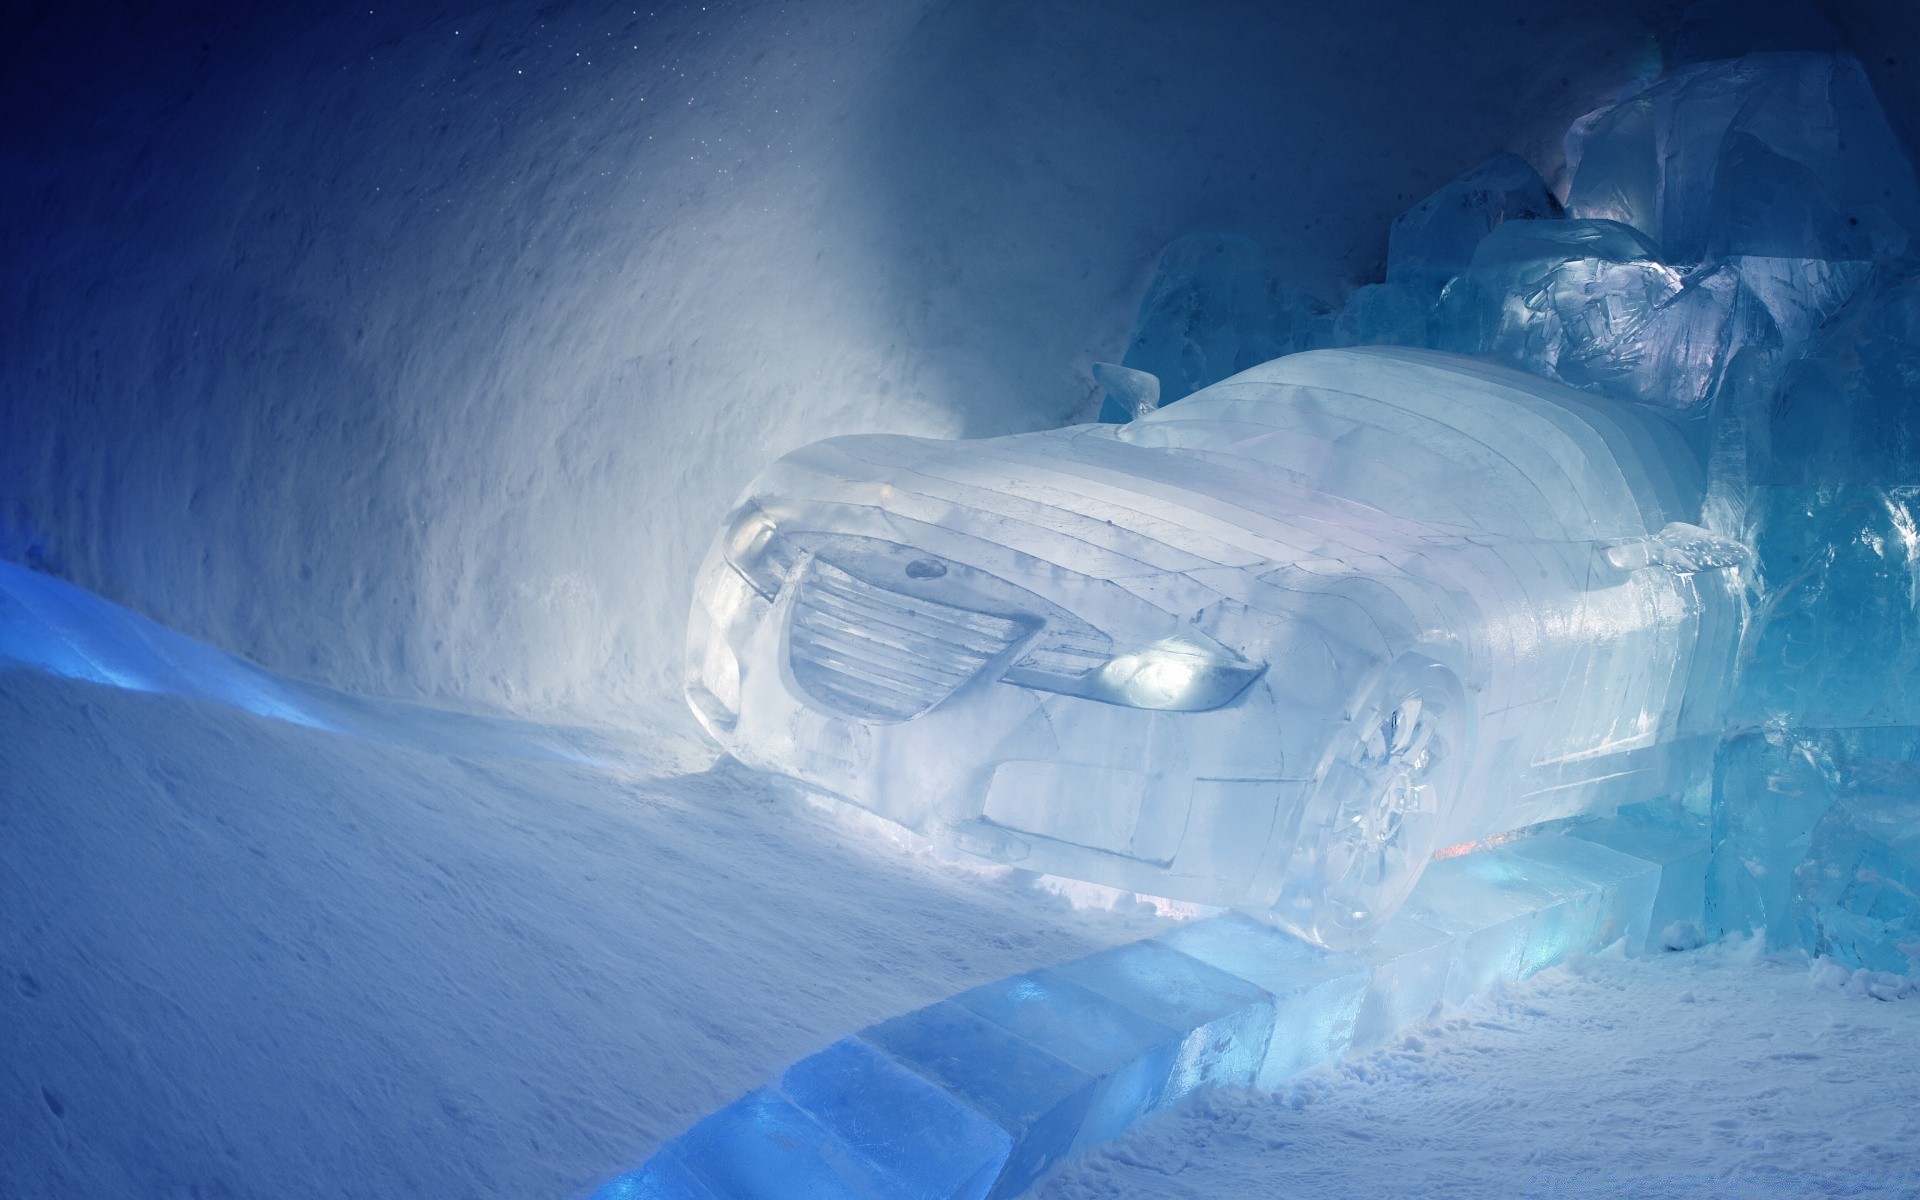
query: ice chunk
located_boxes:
[1048,940,1274,1102]
[1156,913,1369,1086]
[1347,914,1451,1051]
[1112,232,1325,416]
[1387,153,1564,294]
[858,1001,1097,1195]
[948,970,1183,1149]
[1765,276,1920,488]
[1437,219,1781,410]
[1400,851,1558,1003]
[642,1088,903,1200]
[1090,361,1160,421]
[779,1038,1011,1200]
[1794,769,1920,975]
[1319,281,1435,350]
[591,1150,721,1200]
[1737,488,1920,728]
[1568,798,1711,954]
[1707,727,1920,948]
[1566,54,1919,265]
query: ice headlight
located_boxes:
[720,503,796,598]
[1003,631,1263,712]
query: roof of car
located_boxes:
[1123,347,1703,541]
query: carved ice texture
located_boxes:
[688,51,1920,968]
[1385,152,1564,296]
[686,343,1736,948]
[1105,233,1325,419]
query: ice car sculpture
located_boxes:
[686,346,1744,946]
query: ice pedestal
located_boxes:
[1397,836,1657,1005]
[1048,939,1274,1103]
[948,971,1183,1148]
[1568,798,1711,952]
[1347,913,1454,1052]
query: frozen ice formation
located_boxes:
[1107,232,1325,419]
[686,344,1739,947]
[1564,53,1919,265]
[688,51,1920,964]
[1386,152,1564,295]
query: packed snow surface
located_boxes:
[1034,941,1920,1199]
[0,660,1164,1200]
[9,640,1917,1199]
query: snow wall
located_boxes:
[3,0,1905,729]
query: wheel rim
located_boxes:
[1320,694,1446,924]
[1272,660,1468,948]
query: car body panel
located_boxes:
[685,347,1740,922]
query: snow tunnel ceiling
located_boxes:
[2,0,1915,727]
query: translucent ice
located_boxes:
[1434,219,1782,411]
[1386,153,1564,295]
[1794,770,1920,975]
[687,347,1734,945]
[1566,52,1920,265]
[1109,232,1325,417]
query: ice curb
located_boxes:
[590,805,1707,1199]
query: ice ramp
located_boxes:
[589,804,1708,1199]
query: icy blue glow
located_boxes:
[687,344,1737,948]
[687,52,1920,972]
[0,558,331,730]
[607,801,1709,1200]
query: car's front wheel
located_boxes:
[1269,656,1471,950]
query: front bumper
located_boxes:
[685,544,1322,909]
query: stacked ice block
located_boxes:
[592,806,1705,1200]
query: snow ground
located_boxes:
[1034,942,1920,1200]
[0,663,1165,1200]
[7,633,1919,1200]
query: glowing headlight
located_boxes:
[720,503,797,598]
[1002,631,1263,712]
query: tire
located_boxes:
[1269,656,1471,950]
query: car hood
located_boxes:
[752,426,1465,592]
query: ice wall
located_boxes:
[0,0,1690,725]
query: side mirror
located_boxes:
[1604,521,1752,574]
[1092,362,1161,421]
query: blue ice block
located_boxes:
[1400,852,1558,1004]
[859,1001,1097,1196]
[1793,773,1920,974]
[591,1149,722,1200]
[1499,834,1662,964]
[1048,939,1275,1103]
[949,970,1183,1149]
[1110,231,1325,416]
[1349,914,1451,1050]
[1156,913,1369,1087]
[1386,153,1564,294]
[660,1088,901,1200]
[779,1038,1011,1200]
[1569,799,1710,952]
[1566,53,1918,265]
